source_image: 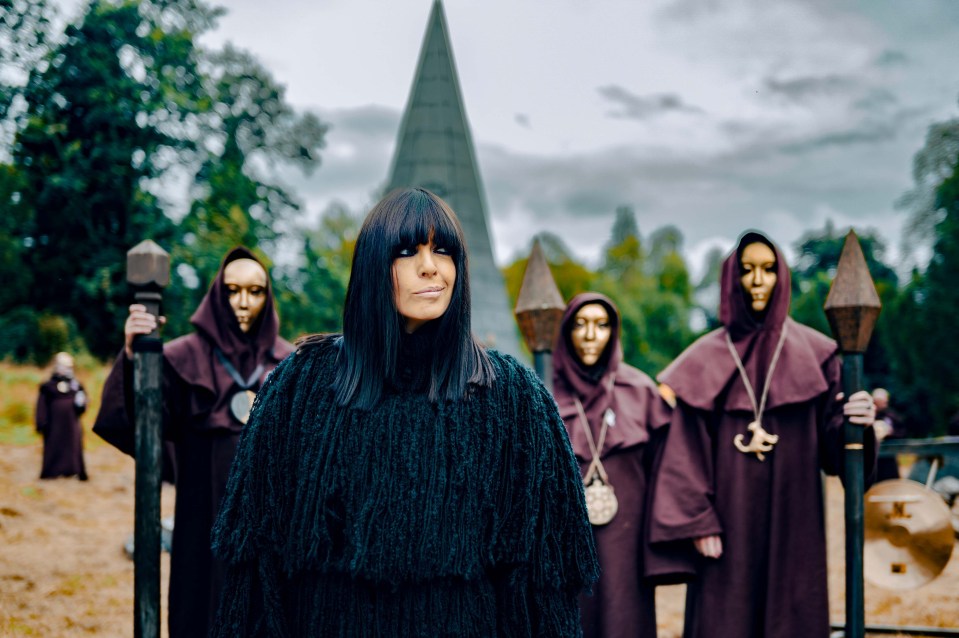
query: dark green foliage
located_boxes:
[790,222,899,393]
[502,207,694,377]
[906,162,959,434]
[272,203,358,341]
[0,0,56,142]
[169,43,327,335]
[0,306,85,364]
[12,0,208,357]
[2,0,324,358]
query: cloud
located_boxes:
[874,49,909,68]
[597,85,704,121]
[761,74,859,103]
[514,113,531,129]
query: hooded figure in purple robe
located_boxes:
[93,247,293,638]
[553,292,672,638]
[36,352,88,480]
[647,231,876,638]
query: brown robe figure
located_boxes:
[93,247,293,638]
[647,231,876,638]
[553,293,671,638]
[36,353,88,480]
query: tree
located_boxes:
[273,202,358,340]
[904,156,959,434]
[896,105,959,262]
[594,207,693,375]
[169,43,327,336]
[12,0,214,357]
[790,221,900,392]
[0,0,57,151]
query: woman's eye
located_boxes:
[434,246,451,255]
[396,247,416,257]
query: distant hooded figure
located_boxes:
[552,292,671,638]
[36,352,88,480]
[647,231,877,638]
[211,188,598,637]
[93,247,293,638]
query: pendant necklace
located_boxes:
[214,348,264,425]
[725,322,789,461]
[574,374,618,526]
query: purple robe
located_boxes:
[93,247,293,638]
[36,375,88,480]
[553,292,672,638]
[648,232,876,638]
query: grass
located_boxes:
[0,360,110,447]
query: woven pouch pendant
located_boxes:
[584,474,618,526]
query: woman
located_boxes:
[212,188,599,637]
[36,352,88,480]
[647,231,876,638]
[552,293,671,638]
[93,247,293,638]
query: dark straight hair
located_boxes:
[332,187,493,409]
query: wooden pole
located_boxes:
[823,230,882,638]
[127,240,169,638]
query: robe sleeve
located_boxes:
[92,351,189,456]
[211,353,298,637]
[490,361,599,637]
[35,386,49,434]
[644,398,722,582]
[816,353,878,482]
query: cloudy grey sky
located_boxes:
[59,0,959,275]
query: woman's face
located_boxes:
[739,242,777,313]
[392,239,456,333]
[570,303,612,366]
[223,258,268,333]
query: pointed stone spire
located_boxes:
[386,0,521,356]
[823,230,882,353]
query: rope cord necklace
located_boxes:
[725,321,789,461]
[574,374,618,525]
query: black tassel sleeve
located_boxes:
[210,348,304,637]
[487,354,600,636]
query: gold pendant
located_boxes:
[583,474,618,526]
[733,420,779,461]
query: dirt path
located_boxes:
[1,434,956,637]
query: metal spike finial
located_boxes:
[514,238,565,353]
[127,240,170,288]
[823,230,882,353]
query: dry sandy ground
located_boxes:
[1,437,957,637]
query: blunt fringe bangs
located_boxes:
[333,188,493,409]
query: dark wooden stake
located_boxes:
[127,240,170,638]
[823,230,882,638]
[514,238,565,392]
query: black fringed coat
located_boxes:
[211,338,600,637]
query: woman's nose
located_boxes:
[585,323,596,340]
[419,248,438,276]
